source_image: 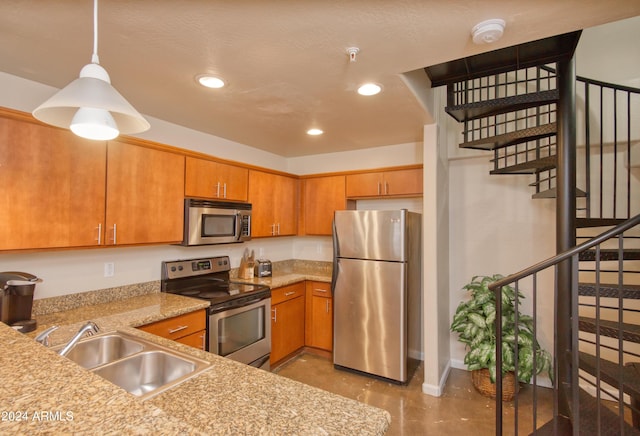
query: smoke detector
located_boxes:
[471,19,506,44]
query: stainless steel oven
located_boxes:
[208,293,271,369]
[161,256,271,370]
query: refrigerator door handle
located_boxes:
[331,218,338,295]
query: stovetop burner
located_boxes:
[161,255,270,310]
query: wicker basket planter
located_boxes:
[471,369,517,401]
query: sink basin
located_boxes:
[54,330,211,400]
[59,334,145,369]
[93,350,206,398]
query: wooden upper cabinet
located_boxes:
[248,170,298,237]
[105,141,185,245]
[384,168,423,196]
[303,175,346,236]
[0,116,107,250]
[185,157,248,202]
[346,168,422,198]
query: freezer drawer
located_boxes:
[333,257,408,382]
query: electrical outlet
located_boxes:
[104,262,114,277]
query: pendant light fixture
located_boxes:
[32,0,149,140]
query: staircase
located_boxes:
[427,31,640,435]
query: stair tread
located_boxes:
[567,385,640,435]
[529,415,573,436]
[579,316,640,343]
[577,218,628,228]
[578,351,640,398]
[532,187,587,199]
[460,123,557,150]
[446,89,559,122]
[579,283,640,299]
[490,155,556,175]
[579,249,640,261]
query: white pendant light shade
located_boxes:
[33,68,150,137]
[32,0,149,140]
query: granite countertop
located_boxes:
[235,272,331,289]
[1,271,390,435]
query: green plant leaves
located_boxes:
[451,275,553,384]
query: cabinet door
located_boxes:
[185,157,248,202]
[105,141,185,245]
[303,176,346,236]
[248,170,298,237]
[247,170,276,237]
[273,174,298,236]
[345,172,383,198]
[216,161,248,202]
[0,117,106,250]
[185,157,218,199]
[383,168,423,196]
[270,296,305,365]
[305,281,333,351]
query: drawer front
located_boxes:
[176,329,207,351]
[139,309,206,340]
[271,281,305,305]
[309,281,331,297]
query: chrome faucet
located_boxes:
[35,321,100,356]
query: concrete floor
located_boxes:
[274,352,555,435]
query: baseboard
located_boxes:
[449,358,553,388]
[451,358,466,370]
[422,361,451,397]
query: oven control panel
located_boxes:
[162,256,231,280]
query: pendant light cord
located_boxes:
[91,0,100,64]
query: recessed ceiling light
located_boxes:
[357,83,382,96]
[197,75,225,89]
[307,128,323,136]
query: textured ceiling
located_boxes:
[0,1,639,157]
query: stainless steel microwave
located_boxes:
[182,198,251,246]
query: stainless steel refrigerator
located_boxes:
[332,209,421,383]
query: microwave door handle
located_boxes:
[236,212,242,241]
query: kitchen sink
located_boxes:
[54,331,211,400]
[59,333,145,369]
[92,351,203,398]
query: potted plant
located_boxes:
[450,275,553,400]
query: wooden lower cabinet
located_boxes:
[270,282,305,365]
[138,309,207,351]
[305,281,333,351]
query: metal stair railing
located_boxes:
[488,213,640,435]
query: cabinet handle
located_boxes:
[215,182,221,198]
[200,333,206,350]
[270,224,275,236]
[110,224,117,245]
[284,291,296,297]
[315,288,327,293]
[272,308,277,323]
[326,300,330,313]
[168,325,189,334]
[385,182,389,195]
[96,223,102,245]
[377,181,381,195]
[223,183,227,198]
[276,223,280,235]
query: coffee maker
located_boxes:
[0,271,42,333]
